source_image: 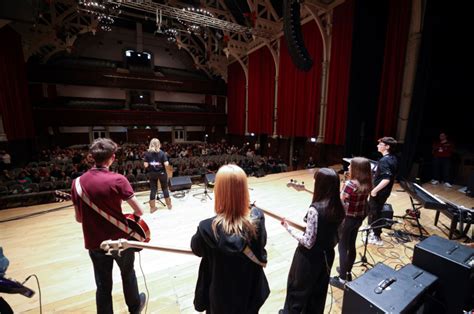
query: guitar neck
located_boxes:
[259,208,306,231]
[125,241,194,255]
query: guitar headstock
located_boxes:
[54,190,71,202]
[287,179,306,191]
[100,239,131,256]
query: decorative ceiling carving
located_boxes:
[8,0,343,79]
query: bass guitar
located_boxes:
[286,179,313,194]
[55,190,150,243]
[100,239,193,256]
[251,203,306,231]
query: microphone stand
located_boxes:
[353,219,389,269]
[192,179,213,202]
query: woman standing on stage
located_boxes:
[191,164,270,313]
[144,138,172,212]
[280,168,345,314]
[330,157,372,289]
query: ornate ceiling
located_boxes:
[5,0,343,79]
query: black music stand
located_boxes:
[193,173,215,202]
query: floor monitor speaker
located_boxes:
[412,235,474,313]
[169,176,192,191]
[342,263,437,313]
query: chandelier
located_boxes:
[164,28,178,43]
[78,0,120,32]
[177,7,213,35]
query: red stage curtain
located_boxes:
[375,0,411,138]
[227,62,246,135]
[277,21,323,137]
[248,46,275,135]
[0,26,35,140]
[325,0,354,145]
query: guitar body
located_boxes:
[124,214,151,243]
[55,191,151,243]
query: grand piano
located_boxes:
[399,180,447,210]
[400,180,472,240]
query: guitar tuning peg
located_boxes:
[117,249,124,257]
[105,249,113,256]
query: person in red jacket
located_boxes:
[431,132,454,188]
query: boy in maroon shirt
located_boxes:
[71,138,146,314]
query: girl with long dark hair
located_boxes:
[280,168,345,314]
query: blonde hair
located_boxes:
[349,157,373,193]
[212,164,256,239]
[148,138,161,152]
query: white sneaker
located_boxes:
[431,180,439,185]
[368,235,383,246]
[444,182,452,188]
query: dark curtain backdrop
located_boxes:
[248,46,275,135]
[375,0,411,139]
[325,0,354,145]
[277,20,323,137]
[0,26,34,140]
[227,62,246,135]
[344,0,389,158]
[399,0,474,180]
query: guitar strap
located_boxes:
[74,177,146,242]
[243,246,267,268]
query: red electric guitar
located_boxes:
[55,190,150,243]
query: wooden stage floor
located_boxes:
[1,169,473,313]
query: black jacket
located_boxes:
[191,207,270,313]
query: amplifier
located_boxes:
[169,176,192,191]
[413,235,474,313]
[342,263,437,313]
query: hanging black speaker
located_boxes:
[283,0,313,71]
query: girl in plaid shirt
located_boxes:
[330,157,372,289]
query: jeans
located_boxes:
[89,249,141,314]
[148,171,170,199]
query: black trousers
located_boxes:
[338,216,364,279]
[148,171,169,199]
[433,156,451,183]
[89,249,141,314]
[283,247,334,314]
[368,195,388,237]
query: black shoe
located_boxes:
[329,276,346,290]
[336,267,352,281]
[138,292,146,313]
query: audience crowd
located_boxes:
[0,141,290,198]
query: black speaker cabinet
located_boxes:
[413,235,474,313]
[381,203,394,220]
[342,263,437,314]
[169,176,192,191]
